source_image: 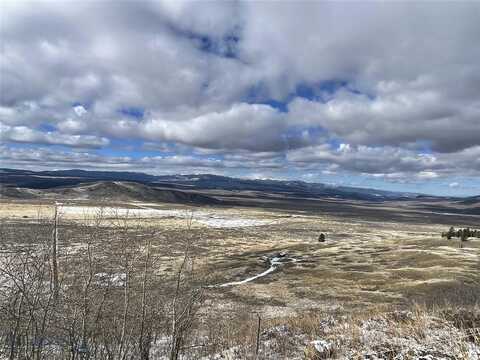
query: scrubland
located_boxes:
[0,199,479,359]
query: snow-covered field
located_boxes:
[195,216,271,228]
[58,205,271,228]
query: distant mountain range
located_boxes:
[0,168,476,204]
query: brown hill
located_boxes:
[3,181,221,205]
[55,181,221,205]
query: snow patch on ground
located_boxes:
[95,272,126,286]
[196,216,270,228]
[58,205,271,228]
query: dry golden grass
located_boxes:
[1,198,480,358]
[2,198,479,317]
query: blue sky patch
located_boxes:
[119,107,144,119]
[38,123,57,132]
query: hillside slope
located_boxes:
[1,181,221,205]
[56,181,221,204]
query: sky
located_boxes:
[1,1,480,196]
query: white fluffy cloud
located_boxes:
[287,143,480,178]
[2,0,480,190]
[0,146,284,174]
[139,103,289,151]
[0,124,109,148]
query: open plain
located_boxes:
[2,195,479,316]
[1,180,480,358]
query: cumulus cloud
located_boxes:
[288,85,480,153]
[139,103,290,151]
[0,124,109,148]
[287,143,480,178]
[0,146,284,174]
[73,105,87,117]
[2,0,480,193]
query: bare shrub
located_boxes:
[0,206,206,360]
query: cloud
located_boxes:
[417,171,439,180]
[2,0,480,194]
[73,105,87,117]
[288,85,480,153]
[0,124,109,148]
[0,145,284,174]
[287,143,480,179]
[139,103,290,151]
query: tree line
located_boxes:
[441,227,480,241]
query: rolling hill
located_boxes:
[52,181,221,205]
[1,168,424,202]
